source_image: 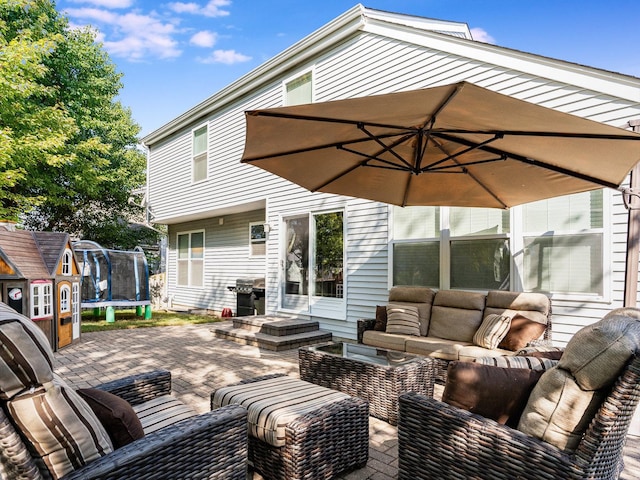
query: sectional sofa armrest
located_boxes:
[95,370,172,406]
[398,392,578,480]
[61,404,248,480]
[357,318,376,343]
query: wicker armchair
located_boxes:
[1,370,248,480]
[398,354,640,480]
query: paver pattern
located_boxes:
[55,322,640,480]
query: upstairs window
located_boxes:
[285,71,312,106]
[192,125,208,183]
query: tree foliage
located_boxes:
[0,0,158,249]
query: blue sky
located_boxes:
[56,0,640,137]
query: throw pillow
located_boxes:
[473,314,512,349]
[0,317,55,400]
[558,313,640,390]
[474,355,558,371]
[443,361,544,428]
[517,366,608,451]
[497,315,547,351]
[7,374,113,479]
[385,304,420,336]
[77,388,145,449]
[374,305,387,331]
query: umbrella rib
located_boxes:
[434,129,640,141]
[242,131,409,162]
[421,134,503,172]
[247,110,417,132]
[420,82,466,129]
[434,132,622,190]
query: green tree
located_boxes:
[0,0,158,249]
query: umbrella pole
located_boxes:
[623,120,640,307]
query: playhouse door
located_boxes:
[57,282,73,348]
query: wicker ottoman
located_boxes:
[211,374,369,480]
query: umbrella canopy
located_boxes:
[241,82,640,209]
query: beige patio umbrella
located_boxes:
[241,82,640,209]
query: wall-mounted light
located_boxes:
[263,223,271,233]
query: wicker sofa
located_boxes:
[357,287,552,380]
[397,308,640,480]
[0,303,248,480]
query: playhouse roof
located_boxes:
[0,230,72,280]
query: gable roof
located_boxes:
[32,231,72,275]
[0,230,50,279]
[142,4,640,148]
[0,230,72,279]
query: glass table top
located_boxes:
[307,342,421,367]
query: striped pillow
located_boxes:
[474,355,558,371]
[473,314,512,349]
[385,304,421,336]
[7,374,113,479]
[0,317,54,400]
[212,376,350,447]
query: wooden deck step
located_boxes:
[231,315,321,336]
[212,317,332,351]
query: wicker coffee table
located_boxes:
[299,342,435,425]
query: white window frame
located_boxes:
[516,189,611,302]
[30,281,53,319]
[61,248,73,276]
[176,230,205,288]
[59,284,71,313]
[283,68,314,106]
[192,124,208,184]
[389,191,611,302]
[279,208,346,320]
[249,222,267,257]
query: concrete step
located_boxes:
[212,320,332,351]
[231,315,320,336]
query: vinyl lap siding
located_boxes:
[149,25,640,342]
[167,210,266,312]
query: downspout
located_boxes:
[623,119,640,307]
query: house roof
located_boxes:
[141,4,640,148]
[0,230,72,279]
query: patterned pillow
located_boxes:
[7,374,113,479]
[0,316,54,400]
[385,304,420,336]
[474,355,558,371]
[473,314,511,349]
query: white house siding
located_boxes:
[166,210,266,311]
[145,9,640,343]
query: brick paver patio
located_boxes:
[54,322,640,480]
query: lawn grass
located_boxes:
[81,309,221,333]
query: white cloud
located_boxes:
[197,49,251,64]
[190,30,218,48]
[470,27,496,44]
[65,8,182,61]
[169,0,231,18]
[66,0,134,7]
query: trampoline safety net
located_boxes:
[73,240,150,307]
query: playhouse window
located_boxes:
[31,282,53,319]
[62,248,73,275]
[177,231,204,287]
[60,285,71,313]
